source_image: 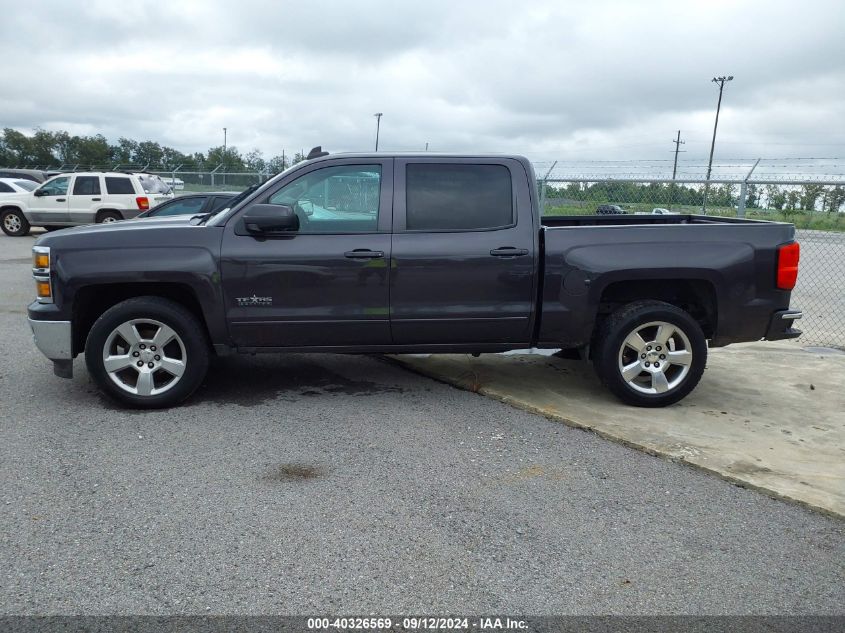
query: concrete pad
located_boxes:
[391,343,845,518]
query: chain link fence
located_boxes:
[538,177,845,349]
[15,164,275,193]
[147,170,269,192]
[6,163,843,348]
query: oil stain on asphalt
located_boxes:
[196,355,405,407]
[259,463,328,483]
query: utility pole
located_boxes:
[669,130,685,210]
[222,127,227,186]
[702,75,733,214]
[671,130,685,180]
[374,112,383,151]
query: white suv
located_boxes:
[0,172,174,236]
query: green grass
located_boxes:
[178,183,251,193]
[708,208,845,232]
[543,202,845,232]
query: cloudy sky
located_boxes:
[2,0,844,168]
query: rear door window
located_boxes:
[72,176,101,196]
[105,177,135,195]
[152,197,206,216]
[405,163,513,231]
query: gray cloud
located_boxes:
[1,0,843,163]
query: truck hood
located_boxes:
[34,216,203,246]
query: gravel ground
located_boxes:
[0,234,843,615]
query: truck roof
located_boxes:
[315,152,530,161]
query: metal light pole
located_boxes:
[373,113,383,151]
[702,75,733,214]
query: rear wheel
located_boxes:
[1,208,30,236]
[96,210,122,223]
[593,300,707,407]
[85,297,209,408]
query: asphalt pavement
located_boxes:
[0,232,843,615]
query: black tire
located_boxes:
[593,300,707,407]
[96,210,123,224]
[1,208,30,236]
[85,296,210,409]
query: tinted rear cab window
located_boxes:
[105,177,135,195]
[405,163,513,231]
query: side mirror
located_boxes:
[34,189,47,197]
[242,204,299,233]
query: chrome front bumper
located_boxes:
[28,318,73,377]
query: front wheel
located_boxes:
[593,300,707,407]
[1,208,30,236]
[85,297,210,408]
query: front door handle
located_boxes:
[56,198,66,202]
[490,247,529,257]
[344,249,385,259]
[92,197,101,201]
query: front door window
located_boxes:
[268,165,382,234]
[37,177,69,196]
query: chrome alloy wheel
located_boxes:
[3,213,21,232]
[617,320,693,395]
[100,216,118,223]
[102,319,186,396]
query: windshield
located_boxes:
[200,183,262,224]
[14,179,37,191]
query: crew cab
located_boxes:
[26,152,802,408]
[1,171,173,236]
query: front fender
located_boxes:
[30,225,226,346]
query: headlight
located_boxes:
[32,246,52,303]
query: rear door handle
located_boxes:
[490,247,529,257]
[92,197,101,201]
[56,198,66,202]
[344,249,385,259]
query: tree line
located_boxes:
[545,181,845,213]
[3,128,843,212]
[0,128,307,174]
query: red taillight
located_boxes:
[136,196,150,210]
[777,242,800,290]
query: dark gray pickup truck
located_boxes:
[27,152,802,408]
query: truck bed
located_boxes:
[536,214,797,349]
[541,213,784,228]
